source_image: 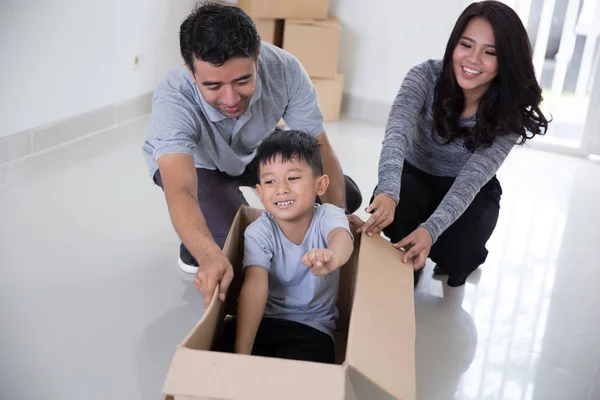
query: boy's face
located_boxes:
[256,157,329,222]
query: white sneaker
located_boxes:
[179,244,199,274]
[178,257,199,274]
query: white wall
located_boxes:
[329,0,471,105]
[0,0,197,138]
[0,0,474,137]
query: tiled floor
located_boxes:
[1,116,599,400]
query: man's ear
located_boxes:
[315,174,330,196]
[185,64,197,83]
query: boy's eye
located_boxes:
[237,80,249,86]
[264,179,275,185]
[207,85,221,91]
[288,176,300,181]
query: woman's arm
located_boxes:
[395,133,518,269]
[420,133,519,243]
[375,61,439,202]
[361,61,440,235]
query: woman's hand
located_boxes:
[358,193,397,236]
[392,227,432,270]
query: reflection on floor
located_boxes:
[1,117,599,399]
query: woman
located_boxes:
[358,1,549,287]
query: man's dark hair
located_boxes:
[179,2,261,71]
[256,130,324,178]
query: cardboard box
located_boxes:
[283,18,341,79]
[237,0,329,20]
[255,19,284,47]
[163,206,416,400]
[313,72,344,122]
[214,3,283,46]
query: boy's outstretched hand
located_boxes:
[302,248,340,276]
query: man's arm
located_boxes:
[235,267,269,354]
[316,132,346,209]
[157,153,234,308]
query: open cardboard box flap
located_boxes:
[163,206,416,400]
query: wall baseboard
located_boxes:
[1,92,385,167]
[0,92,153,166]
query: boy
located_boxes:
[213,130,354,363]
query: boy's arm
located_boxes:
[327,227,354,268]
[235,266,269,355]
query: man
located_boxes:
[143,3,361,308]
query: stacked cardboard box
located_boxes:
[254,19,284,47]
[237,0,328,19]
[222,0,344,122]
[283,18,344,122]
[216,0,286,46]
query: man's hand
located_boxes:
[302,248,340,276]
[392,227,433,270]
[347,214,365,236]
[358,193,397,236]
[194,252,234,309]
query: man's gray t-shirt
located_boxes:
[243,204,352,339]
[143,42,325,177]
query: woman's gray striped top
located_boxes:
[374,60,519,243]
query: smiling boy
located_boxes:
[213,130,354,363]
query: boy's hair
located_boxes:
[256,130,324,178]
[179,2,261,71]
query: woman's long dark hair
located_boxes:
[435,1,549,151]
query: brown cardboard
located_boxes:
[283,18,341,78]
[213,2,284,47]
[254,19,284,47]
[313,72,344,122]
[163,206,416,400]
[237,0,329,20]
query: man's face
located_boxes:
[188,57,257,118]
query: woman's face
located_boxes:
[452,17,498,99]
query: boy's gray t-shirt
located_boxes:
[243,204,352,339]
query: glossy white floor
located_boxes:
[1,116,599,400]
